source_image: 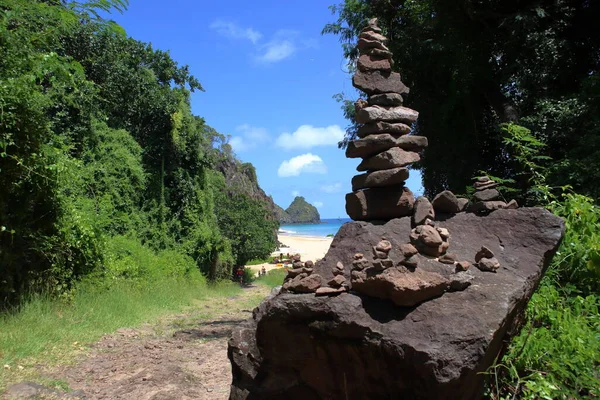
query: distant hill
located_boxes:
[278,196,320,224]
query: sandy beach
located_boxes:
[246,234,333,275]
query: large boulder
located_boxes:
[228,208,564,400]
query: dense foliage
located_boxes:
[0,0,277,306]
[325,1,600,397]
[324,0,600,202]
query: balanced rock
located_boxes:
[410,225,449,257]
[412,196,435,226]
[474,181,498,190]
[359,30,388,45]
[284,274,322,293]
[357,121,411,138]
[346,186,414,221]
[229,208,565,400]
[477,257,500,272]
[355,105,419,124]
[506,199,519,209]
[432,190,462,214]
[399,243,419,258]
[352,70,409,95]
[328,274,346,288]
[357,54,392,72]
[367,93,404,107]
[357,37,389,52]
[475,246,494,262]
[351,167,409,191]
[357,147,419,171]
[346,134,428,158]
[473,188,501,202]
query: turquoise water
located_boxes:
[279,218,352,237]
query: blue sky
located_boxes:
[109,0,423,218]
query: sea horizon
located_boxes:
[279,218,352,237]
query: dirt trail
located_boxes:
[44,285,269,400]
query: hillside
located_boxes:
[279,197,320,224]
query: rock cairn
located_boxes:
[470,176,518,212]
[282,255,322,293]
[345,18,428,221]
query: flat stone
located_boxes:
[357,38,389,52]
[476,176,491,183]
[477,257,500,272]
[346,186,414,221]
[315,286,346,296]
[473,181,498,190]
[368,93,404,107]
[432,190,462,213]
[412,196,435,226]
[438,253,457,264]
[353,71,409,95]
[359,31,389,44]
[473,188,501,202]
[357,55,392,72]
[346,134,428,158]
[351,167,409,191]
[286,268,304,278]
[357,148,420,172]
[471,201,508,213]
[475,246,494,262]
[357,121,411,138]
[363,47,393,60]
[356,105,419,124]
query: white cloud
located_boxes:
[275,125,345,150]
[321,182,343,193]
[257,40,296,63]
[313,201,324,208]
[292,190,300,197]
[210,20,262,44]
[278,153,327,177]
[228,124,269,152]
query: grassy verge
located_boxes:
[0,277,263,392]
[255,269,286,288]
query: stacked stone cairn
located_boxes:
[282,255,322,293]
[345,18,427,221]
[470,176,519,213]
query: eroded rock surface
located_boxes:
[228,208,564,400]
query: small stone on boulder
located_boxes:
[315,286,346,296]
[287,274,322,293]
[457,197,469,211]
[506,199,519,209]
[376,240,392,253]
[399,243,418,257]
[475,246,494,262]
[438,253,457,264]
[456,261,471,271]
[477,257,500,272]
[432,190,462,214]
[412,196,435,226]
[328,274,346,288]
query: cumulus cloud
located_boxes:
[228,124,269,152]
[278,153,327,177]
[292,190,300,197]
[320,182,343,193]
[313,201,324,208]
[275,125,345,150]
[210,20,262,44]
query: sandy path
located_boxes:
[246,234,333,275]
[39,285,271,400]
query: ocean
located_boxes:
[279,218,352,237]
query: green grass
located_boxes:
[0,277,246,391]
[256,269,287,288]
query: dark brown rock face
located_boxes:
[346,134,428,158]
[345,186,414,221]
[351,167,409,191]
[228,208,564,400]
[357,147,420,171]
[356,121,411,138]
[352,70,409,95]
